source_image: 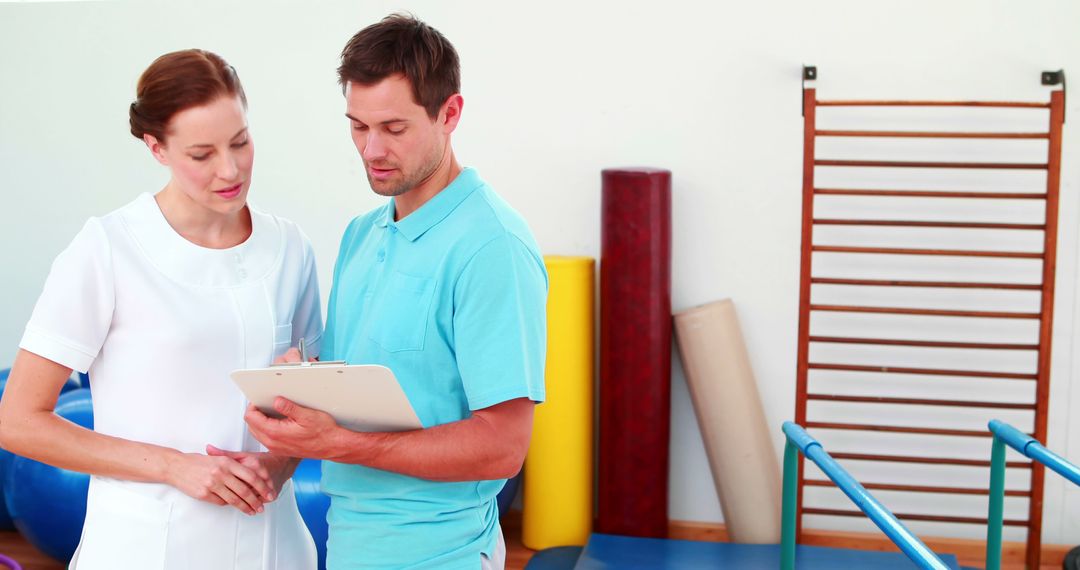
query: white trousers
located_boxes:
[480,525,506,570]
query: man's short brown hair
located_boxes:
[338,13,461,119]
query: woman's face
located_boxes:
[146,95,254,216]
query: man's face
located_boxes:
[345,75,446,197]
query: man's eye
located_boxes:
[352,124,368,131]
[232,139,250,148]
[191,154,210,161]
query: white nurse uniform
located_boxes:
[19,193,322,570]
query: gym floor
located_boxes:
[0,514,1063,569]
[0,512,537,570]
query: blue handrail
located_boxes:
[985,419,1080,570]
[780,421,950,570]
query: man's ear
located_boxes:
[439,94,464,134]
[144,134,169,166]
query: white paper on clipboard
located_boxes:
[230,362,422,432]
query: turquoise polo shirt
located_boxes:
[320,167,548,569]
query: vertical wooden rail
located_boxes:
[1027,88,1065,570]
[794,86,817,540]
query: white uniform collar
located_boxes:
[119,193,282,288]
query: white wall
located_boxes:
[1,0,1078,545]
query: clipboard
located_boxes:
[230,360,422,433]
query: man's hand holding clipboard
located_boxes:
[234,339,422,459]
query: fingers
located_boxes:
[205,444,258,468]
[204,445,274,501]
[205,444,237,458]
[273,397,321,425]
[221,459,272,513]
[273,396,299,418]
[214,478,262,515]
[273,347,302,365]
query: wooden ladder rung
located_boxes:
[802,508,1029,526]
[813,245,1043,259]
[804,479,1031,497]
[809,362,1037,380]
[810,304,1041,319]
[827,452,1031,469]
[816,159,1048,170]
[808,336,1038,350]
[815,100,1050,109]
[815,129,1050,139]
[805,421,994,438]
[815,188,1048,200]
[813,219,1046,230]
[811,277,1042,290]
[807,393,1036,410]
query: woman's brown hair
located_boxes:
[129,49,247,142]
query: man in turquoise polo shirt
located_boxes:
[244,13,547,570]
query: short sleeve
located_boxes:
[292,232,324,358]
[322,216,363,362]
[453,233,548,410]
[20,218,115,373]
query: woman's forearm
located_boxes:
[0,349,177,484]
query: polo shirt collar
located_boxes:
[379,167,482,242]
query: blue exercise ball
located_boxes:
[0,369,80,532]
[292,458,329,570]
[4,388,92,562]
[0,371,17,531]
[496,472,521,518]
[0,445,11,531]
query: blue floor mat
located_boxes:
[569,533,962,569]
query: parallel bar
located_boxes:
[815,129,1049,139]
[815,188,1047,200]
[990,421,1080,486]
[803,507,1029,526]
[813,245,1043,259]
[783,423,950,569]
[829,452,1031,469]
[805,421,991,438]
[781,439,799,570]
[807,393,1036,410]
[816,159,1047,170]
[808,336,1038,350]
[813,219,1046,230]
[987,437,1007,570]
[809,362,1037,380]
[811,277,1041,290]
[804,479,1030,497]
[810,304,1041,319]
[816,100,1049,108]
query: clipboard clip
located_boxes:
[270,337,346,367]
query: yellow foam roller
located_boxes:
[523,256,595,549]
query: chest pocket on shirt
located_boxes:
[368,271,436,352]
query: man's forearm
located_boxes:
[327,414,526,482]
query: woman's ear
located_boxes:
[144,134,169,166]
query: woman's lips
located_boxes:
[215,183,243,199]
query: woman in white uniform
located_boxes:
[0,50,320,569]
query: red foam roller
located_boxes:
[598,167,672,538]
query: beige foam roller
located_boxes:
[673,299,781,543]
